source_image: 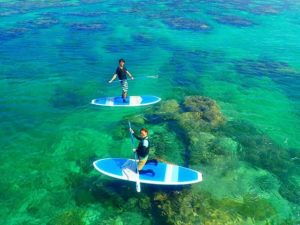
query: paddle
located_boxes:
[128,121,141,193]
[107,74,159,83]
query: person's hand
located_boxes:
[129,128,134,134]
[131,76,134,80]
[108,80,112,83]
[132,148,136,152]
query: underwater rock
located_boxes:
[153,190,202,225]
[138,195,151,210]
[145,96,226,166]
[215,15,256,27]
[69,23,105,31]
[211,137,240,155]
[153,189,277,225]
[188,132,239,166]
[146,100,180,122]
[164,17,212,31]
[176,111,209,133]
[153,189,249,225]
[180,96,225,129]
[188,132,216,165]
[151,125,185,165]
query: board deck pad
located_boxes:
[93,158,203,185]
[91,96,161,107]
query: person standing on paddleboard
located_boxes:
[129,127,157,176]
[108,59,134,103]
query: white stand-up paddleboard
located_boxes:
[93,158,203,185]
[91,96,161,107]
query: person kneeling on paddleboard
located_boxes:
[129,127,157,176]
[108,58,134,103]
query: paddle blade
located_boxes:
[136,181,141,192]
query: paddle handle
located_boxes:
[128,121,141,193]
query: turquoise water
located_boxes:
[1,0,300,224]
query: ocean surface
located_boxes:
[0,0,300,224]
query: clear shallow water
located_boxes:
[0,0,300,224]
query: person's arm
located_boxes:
[126,70,134,80]
[108,74,117,83]
[129,128,142,140]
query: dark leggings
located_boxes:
[146,159,158,165]
[139,159,158,174]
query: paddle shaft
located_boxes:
[128,121,141,193]
[108,75,158,83]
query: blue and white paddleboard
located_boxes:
[91,96,161,107]
[93,158,203,185]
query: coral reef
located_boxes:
[153,189,276,225]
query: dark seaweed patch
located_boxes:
[220,120,299,179]
[279,176,300,204]
[80,0,104,4]
[163,17,212,32]
[69,23,106,31]
[51,87,86,109]
[0,9,22,17]
[0,28,28,41]
[132,34,154,45]
[64,11,106,17]
[104,43,137,53]
[249,5,281,15]
[215,15,256,27]
[1,1,78,11]
[20,16,59,29]
[234,59,300,101]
